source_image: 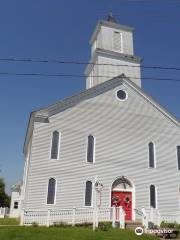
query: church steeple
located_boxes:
[85,14,142,89]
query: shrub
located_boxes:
[75,222,92,227]
[31,222,38,227]
[160,221,176,229]
[52,221,68,227]
[148,221,155,229]
[174,223,180,229]
[98,222,112,231]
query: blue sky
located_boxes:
[0,0,180,193]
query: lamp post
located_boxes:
[93,176,103,231]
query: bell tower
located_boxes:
[85,13,142,89]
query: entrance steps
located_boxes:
[125,220,143,230]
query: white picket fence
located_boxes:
[21,207,126,228]
[20,207,180,229]
[160,212,180,224]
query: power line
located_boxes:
[99,13,180,18]
[0,71,180,82]
[0,57,180,71]
[110,0,180,2]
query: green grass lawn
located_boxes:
[0,218,19,225]
[0,226,158,240]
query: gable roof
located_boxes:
[23,74,179,155]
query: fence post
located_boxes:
[150,207,153,223]
[46,209,50,227]
[119,206,125,229]
[177,213,180,224]
[95,207,99,228]
[112,206,116,228]
[157,211,161,226]
[72,208,76,226]
[20,209,25,226]
[93,207,96,231]
[3,208,5,218]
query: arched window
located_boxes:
[47,178,56,204]
[85,181,92,206]
[87,135,94,163]
[150,185,156,208]
[51,131,60,159]
[149,142,155,168]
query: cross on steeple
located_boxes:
[107,12,117,23]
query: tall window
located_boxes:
[177,146,180,170]
[150,185,156,208]
[87,135,94,163]
[113,31,122,52]
[149,142,155,168]
[51,131,60,159]
[47,178,56,204]
[85,181,92,206]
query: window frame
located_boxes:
[84,180,93,207]
[14,201,19,209]
[46,178,57,205]
[50,131,61,160]
[148,142,156,169]
[86,135,95,164]
[149,184,157,209]
[116,89,128,101]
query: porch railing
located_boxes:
[135,208,180,230]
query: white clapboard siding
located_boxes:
[97,56,141,87]
[23,83,180,217]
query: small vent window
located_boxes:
[117,90,127,100]
[85,181,92,206]
[14,201,18,209]
[113,31,122,52]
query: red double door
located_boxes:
[111,191,132,221]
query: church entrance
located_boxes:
[111,191,132,220]
[111,176,134,221]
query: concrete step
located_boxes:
[125,220,143,230]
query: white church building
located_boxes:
[16,15,180,226]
